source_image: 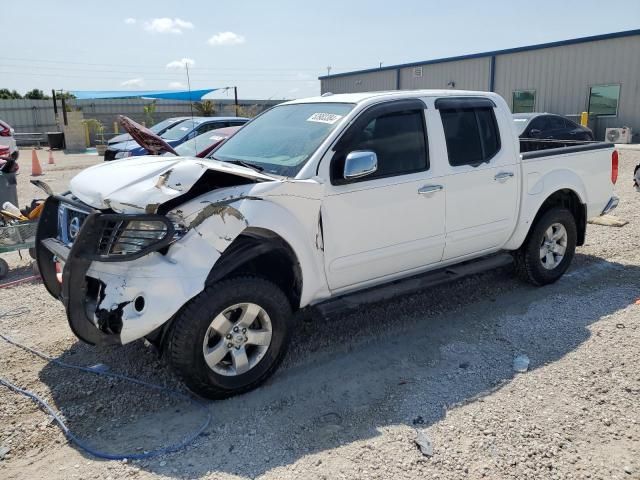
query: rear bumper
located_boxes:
[601,196,619,216]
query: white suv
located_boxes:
[0,119,18,160]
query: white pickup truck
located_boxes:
[36,90,619,398]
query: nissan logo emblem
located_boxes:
[69,216,81,240]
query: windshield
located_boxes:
[174,130,228,157]
[212,103,354,176]
[150,118,178,134]
[513,117,530,135]
[161,119,200,141]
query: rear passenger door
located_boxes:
[435,97,519,260]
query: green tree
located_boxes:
[0,89,22,99]
[193,100,216,117]
[236,104,261,118]
[143,101,157,125]
[56,91,76,100]
[24,88,50,99]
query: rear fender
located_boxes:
[503,169,587,251]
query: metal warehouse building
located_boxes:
[319,29,640,140]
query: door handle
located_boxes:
[494,172,514,181]
[418,185,444,195]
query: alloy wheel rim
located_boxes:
[202,302,273,376]
[539,223,568,270]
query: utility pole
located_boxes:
[185,63,195,121]
[51,89,58,117]
[234,86,238,116]
[379,62,383,68]
[326,66,332,77]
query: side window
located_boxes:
[528,117,548,132]
[228,121,246,127]
[547,117,565,130]
[562,118,577,129]
[198,123,221,134]
[440,106,501,167]
[332,108,428,183]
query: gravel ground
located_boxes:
[1,148,639,480]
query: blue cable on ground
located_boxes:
[0,307,211,461]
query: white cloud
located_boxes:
[144,18,194,34]
[124,17,136,25]
[166,58,195,69]
[168,81,186,89]
[207,31,245,46]
[121,78,144,88]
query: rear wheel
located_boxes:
[166,276,293,399]
[514,207,577,286]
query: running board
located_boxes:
[315,253,514,318]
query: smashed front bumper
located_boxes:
[36,195,216,346]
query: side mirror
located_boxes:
[344,150,378,180]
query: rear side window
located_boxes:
[440,107,501,166]
[547,116,566,130]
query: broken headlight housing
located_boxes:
[94,215,183,261]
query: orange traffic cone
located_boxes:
[48,149,55,165]
[31,149,43,176]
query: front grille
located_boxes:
[96,219,127,256]
[58,202,90,246]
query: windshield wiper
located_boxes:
[221,159,264,172]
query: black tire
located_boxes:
[10,151,19,161]
[166,276,293,399]
[514,207,577,286]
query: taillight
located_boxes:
[0,127,11,137]
[611,150,619,184]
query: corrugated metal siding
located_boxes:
[319,34,640,140]
[494,35,640,138]
[399,57,491,90]
[0,98,282,136]
[321,70,397,94]
[0,99,56,133]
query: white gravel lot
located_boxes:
[0,148,639,480]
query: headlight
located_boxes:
[95,216,183,260]
[114,151,132,159]
[110,220,169,255]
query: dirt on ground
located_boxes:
[1,148,639,480]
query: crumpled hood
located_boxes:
[69,156,274,213]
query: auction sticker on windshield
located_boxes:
[307,113,343,124]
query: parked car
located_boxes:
[36,90,618,399]
[104,117,248,161]
[106,116,190,147]
[169,126,241,158]
[514,113,594,142]
[0,119,18,160]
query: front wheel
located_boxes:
[166,276,293,399]
[514,207,577,286]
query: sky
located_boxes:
[3,0,640,100]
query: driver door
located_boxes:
[320,100,446,291]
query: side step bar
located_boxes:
[315,253,514,318]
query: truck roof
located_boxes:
[285,89,500,106]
